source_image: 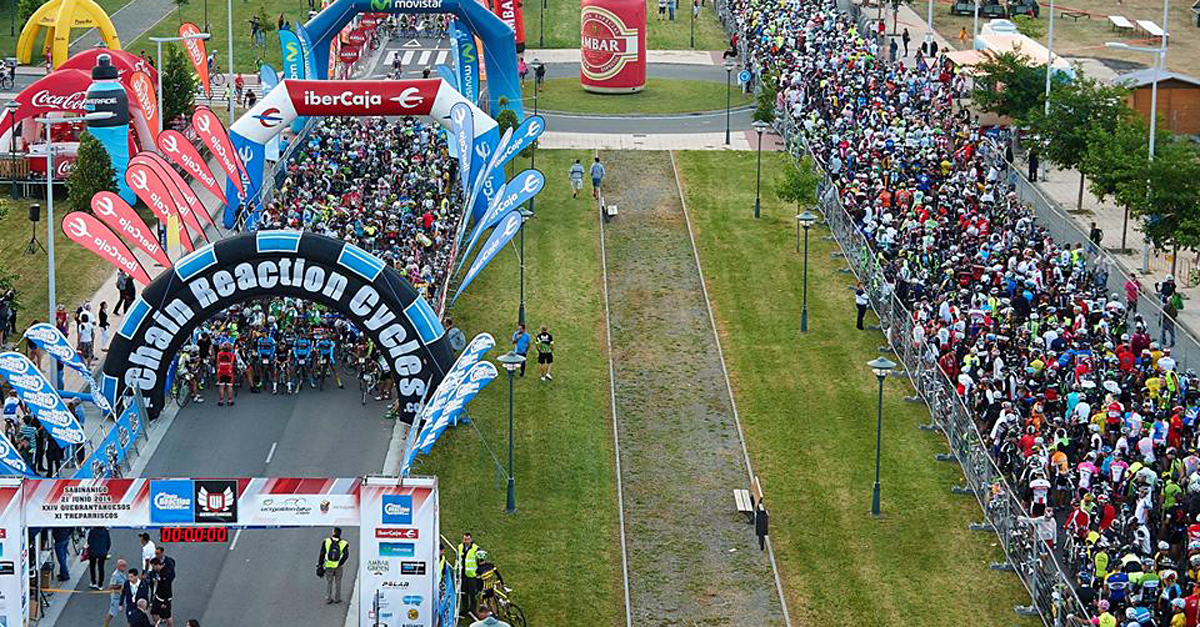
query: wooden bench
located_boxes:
[733,476,766,523]
[1061,8,1089,20]
[1137,19,1166,39]
[1108,15,1134,32]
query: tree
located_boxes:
[172,0,188,22]
[971,50,1059,123]
[1080,113,1148,250]
[67,132,116,212]
[775,154,820,212]
[494,97,519,176]
[1125,135,1200,274]
[1027,74,1129,210]
[162,44,197,126]
[18,0,42,24]
[754,70,778,124]
[1011,15,1044,39]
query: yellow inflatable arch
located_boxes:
[17,0,121,69]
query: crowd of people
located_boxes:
[730,0,1200,624]
[259,115,462,306]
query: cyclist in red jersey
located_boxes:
[215,343,237,407]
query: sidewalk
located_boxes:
[540,129,783,150]
[522,48,723,65]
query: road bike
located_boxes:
[172,368,196,408]
[316,354,332,391]
[359,356,379,406]
[483,585,525,627]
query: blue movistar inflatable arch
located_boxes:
[305,0,524,119]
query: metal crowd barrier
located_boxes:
[776,106,1090,625]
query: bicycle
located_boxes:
[484,586,525,627]
[0,67,14,91]
[359,357,379,406]
[172,369,195,408]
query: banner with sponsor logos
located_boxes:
[179,23,211,98]
[22,323,114,416]
[130,155,209,244]
[61,212,154,286]
[360,477,438,627]
[72,397,143,479]
[452,210,524,305]
[126,163,199,252]
[460,114,543,239]
[449,20,478,105]
[157,130,227,205]
[0,479,28,627]
[279,29,305,80]
[0,430,39,477]
[0,352,87,448]
[449,102,474,206]
[90,191,170,267]
[416,361,496,453]
[192,106,251,204]
[129,70,159,142]
[138,150,215,229]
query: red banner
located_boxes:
[191,106,246,200]
[490,0,526,52]
[288,79,440,117]
[125,163,195,253]
[180,23,211,98]
[134,151,212,229]
[89,191,171,268]
[61,212,153,286]
[129,70,159,142]
[156,129,226,205]
[338,45,361,63]
[129,154,208,244]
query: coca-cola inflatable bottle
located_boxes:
[85,54,134,203]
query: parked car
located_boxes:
[1008,0,1040,18]
[981,0,1009,17]
[951,0,975,16]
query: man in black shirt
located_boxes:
[535,326,554,381]
[150,548,177,627]
[121,568,151,624]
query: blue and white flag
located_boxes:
[456,169,544,276]
[22,323,112,416]
[73,398,143,479]
[449,103,474,208]
[0,431,38,477]
[416,361,498,454]
[460,114,544,242]
[436,65,458,92]
[0,352,87,447]
[452,210,524,305]
[450,20,479,104]
[259,63,280,93]
[279,29,305,79]
[455,127,511,252]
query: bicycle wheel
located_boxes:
[175,382,192,409]
[501,602,526,627]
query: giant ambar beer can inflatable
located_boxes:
[580,0,646,93]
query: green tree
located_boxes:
[753,70,777,124]
[1027,74,1129,210]
[18,0,42,25]
[971,50,1057,123]
[1011,15,1044,39]
[162,44,198,126]
[66,132,116,213]
[1125,135,1200,274]
[775,154,820,212]
[172,0,188,22]
[1080,113,1148,249]
[494,97,519,176]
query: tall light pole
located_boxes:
[972,0,979,47]
[517,208,533,327]
[538,0,545,47]
[925,0,933,43]
[227,0,235,125]
[751,120,768,219]
[868,357,896,516]
[150,32,212,136]
[723,59,735,146]
[797,210,816,331]
[689,0,695,48]
[6,100,19,200]
[496,352,525,514]
[1043,0,1056,116]
[33,112,114,327]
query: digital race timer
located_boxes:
[159,527,229,543]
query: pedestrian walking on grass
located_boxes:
[568,159,585,198]
[535,325,554,381]
[590,157,606,199]
[511,325,531,377]
[855,282,870,330]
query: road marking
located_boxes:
[229,529,243,551]
[265,441,277,464]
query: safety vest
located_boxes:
[458,543,479,578]
[323,537,348,569]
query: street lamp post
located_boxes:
[751,120,768,219]
[797,210,816,331]
[33,112,114,327]
[6,100,19,200]
[868,357,896,516]
[150,33,212,136]
[723,59,735,146]
[539,0,545,47]
[1043,0,1056,116]
[517,208,533,327]
[689,0,695,48]
[496,352,525,514]
[227,0,235,125]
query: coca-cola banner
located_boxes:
[0,69,91,140]
[129,154,208,244]
[192,106,249,201]
[129,70,159,141]
[29,153,77,180]
[90,190,171,268]
[180,23,211,98]
[125,162,195,253]
[157,130,226,204]
[61,212,153,286]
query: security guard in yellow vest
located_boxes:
[318,527,350,605]
[457,532,481,617]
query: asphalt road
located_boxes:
[51,382,396,626]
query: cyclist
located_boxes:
[255,329,277,393]
[275,337,293,395]
[215,342,237,406]
[293,332,314,390]
[476,550,506,610]
[177,345,204,404]
[315,331,342,389]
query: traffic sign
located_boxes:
[738,70,752,84]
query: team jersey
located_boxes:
[216,351,236,376]
[257,336,277,357]
[316,338,335,357]
[294,338,313,359]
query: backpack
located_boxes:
[326,538,342,563]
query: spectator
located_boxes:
[511,325,530,377]
[98,301,110,350]
[535,325,554,381]
[51,526,72,581]
[104,559,127,627]
[139,533,156,574]
[87,527,111,590]
[568,159,584,199]
[55,304,68,337]
[590,156,605,199]
[150,549,176,627]
[469,605,510,627]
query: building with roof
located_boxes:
[1115,68,1200,135]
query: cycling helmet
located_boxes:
[1098,600,1110,611]
[1160,541,1171,551]
[475,549,488,561]
[1174,598,1187,609]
